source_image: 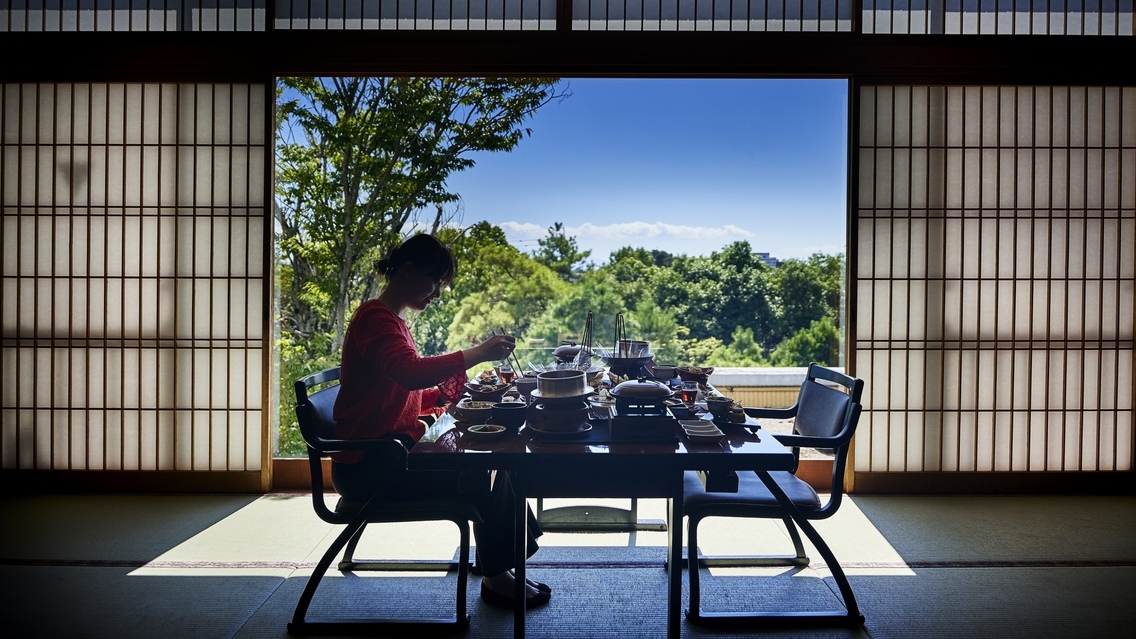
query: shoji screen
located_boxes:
[854,86,1135,476]
[1,83,269,480]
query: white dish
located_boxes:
[677,420,722,429]
[465,423,508,438]
[526,422,593,438]
[681,420,725,443]
[686,431,725,443]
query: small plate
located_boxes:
[685,429,725,444]
[526,423,593,438]
[465,424,507,438]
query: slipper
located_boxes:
[527,579,551,594]
[480,582,551,609]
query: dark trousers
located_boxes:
[331,450,541,577]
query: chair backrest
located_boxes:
[295,367,342,447]
[791,363,864,516]
[293,367,345,523]
[793,363,864,442]
[794,381,853,440]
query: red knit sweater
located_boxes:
[332,300,468,463]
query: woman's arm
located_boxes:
[355,304,514,390]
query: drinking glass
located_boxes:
[681,381,699,406]
[499,364,515,384]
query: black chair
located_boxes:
[683,362,865,628]
[288,366,481,635]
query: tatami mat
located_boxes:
[1,493,1133,638]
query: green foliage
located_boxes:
[276,76,566,355]
[768,253,843,346]
[276,329,340,458]
[532,222,592,282]
[769,316,842,367]
[698,326,769,367]
[444,244,569,352]
[274,77,567,455]
[628,298,686,364]
[526,268,635,350]
[648,241,773,348]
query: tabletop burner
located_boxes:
[609,404,680,441]
[613,396,669,417]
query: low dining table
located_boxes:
[407,409,797,639]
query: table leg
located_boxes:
[666,473,684,639]
[512,471,527,639]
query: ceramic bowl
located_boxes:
[676,366,714,384]
[705,396,735,420]
[491,401,528,431]
[464,382,510,402]
[514,376,538,400]
[452,398,495,423]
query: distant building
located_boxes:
[756,252,781,267]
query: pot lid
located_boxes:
[552,344,593,361]
[610,376,673,399]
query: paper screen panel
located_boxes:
[854,85,1135,473]
[0,82,268,472]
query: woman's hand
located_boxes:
[463,333,516,367]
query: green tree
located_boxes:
[769,316,841,367]
[532,222,592,283]
[650,241,773,348]
[527,270,626,348]
[629,297,686,364]
[444,243,569,355]
[276,76,566,353]
[410,222,510,356]
[767,252,844,350]
[274,77,566,455]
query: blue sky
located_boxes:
[444,77,850,265]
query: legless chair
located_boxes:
[288,366,480,635]
[683,362,865,628]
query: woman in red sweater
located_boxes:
[332,233,550,609]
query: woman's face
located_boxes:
[405,263,449,311]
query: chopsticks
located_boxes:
[498,327,525,373]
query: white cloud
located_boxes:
[498,221,547,239]
[492,219,835,263]
[570,221,755,241]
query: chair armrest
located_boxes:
[308,435,410,457]
[744,406,796,420]
[772,429,851,450]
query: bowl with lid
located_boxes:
[609,376,674,412]
[552,344,592,363]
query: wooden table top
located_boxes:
[408,412,796,476]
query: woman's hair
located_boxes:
[376,234,455,283]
